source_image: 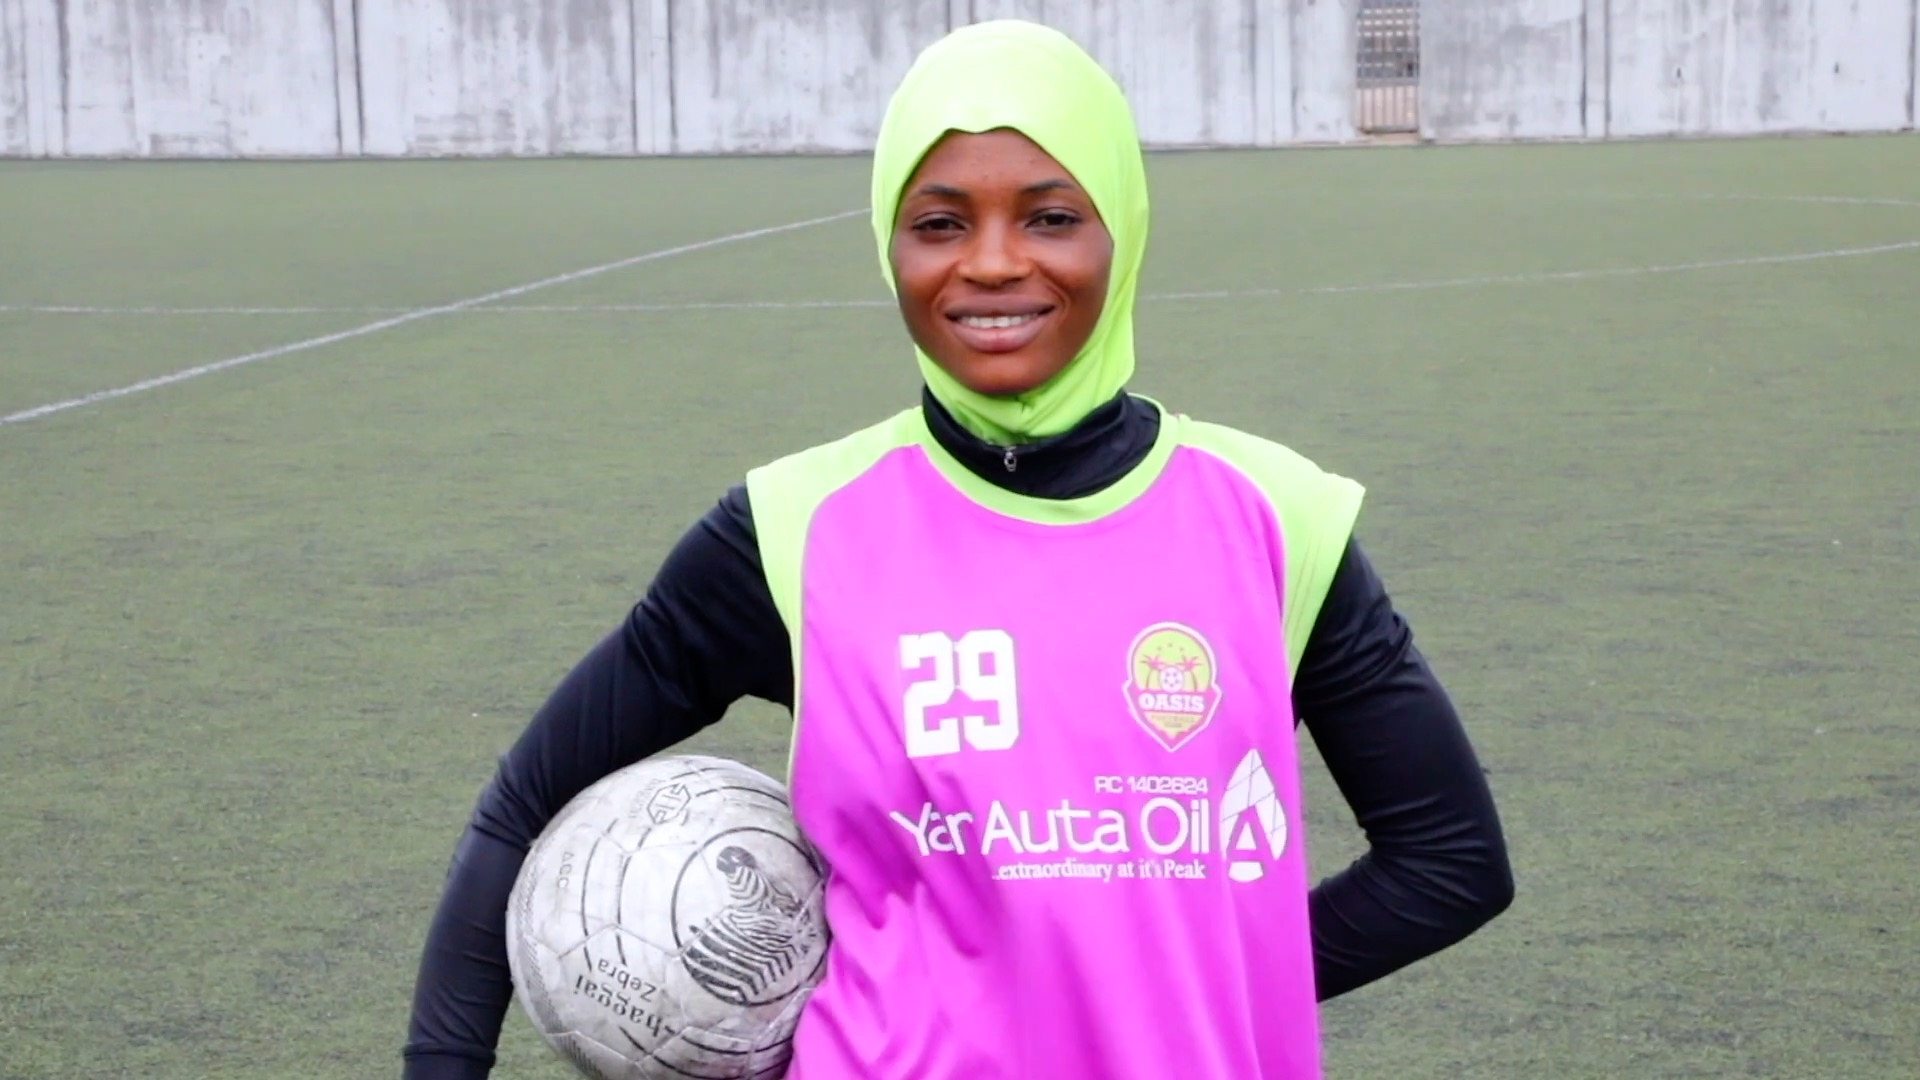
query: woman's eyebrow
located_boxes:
[909,178,1080,200]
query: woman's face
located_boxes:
[890,129,1114,400]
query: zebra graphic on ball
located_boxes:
[680,845,824,1006]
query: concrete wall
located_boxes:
[1421,0,1920,140]
[1420,0,1588,139]
[0,0,27,154]
[1,0,1914,156]
[0,0,1360,155]
[356,0,636,155]
[1606,0,1916,136]
[58,0,344,155]
[667,0,948,153]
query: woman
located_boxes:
[405,20,1511,1079]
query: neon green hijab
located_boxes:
[871,20,1150,445]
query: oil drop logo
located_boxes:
[1219,749,1288,882]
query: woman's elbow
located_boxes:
[1422,831,1515,940]
[1462,839,1516,931]
[1481,854,1516,923]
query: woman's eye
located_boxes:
[1033,210,1080,228]
[912,216,963,233]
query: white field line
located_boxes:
[0,299,892,316]
[4,192,1917,423]
[1624,193,1920,210]
[0,208,865,427]
[412,235,1920,309]
[0,303,411,315]
[6,189,1918,318]
[7,235,1914,318]
[1148,238,1920,303]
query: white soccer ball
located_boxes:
[506,755,830,1079]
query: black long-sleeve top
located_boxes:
[403,390,1514,1078]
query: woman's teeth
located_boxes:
[957,313,1042,329]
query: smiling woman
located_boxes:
[889,130,1115,399]
[405,19,1513,1080]
[869,19,1152,445]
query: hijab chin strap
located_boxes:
[871,20,1151,445]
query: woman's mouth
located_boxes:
[957,313,1041,329]
[947,307,1055,353]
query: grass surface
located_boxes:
[3,134,1917,1077]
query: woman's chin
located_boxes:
[936,351,1070,400]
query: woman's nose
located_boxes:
[959,221,1030,286]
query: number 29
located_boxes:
[899,630,1020,758]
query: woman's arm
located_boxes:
[1294,540,1515,1000]
[401,487,789,1078]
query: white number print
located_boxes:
[898,630,1021,759]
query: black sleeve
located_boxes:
[1294,539,1515,1001]
[402,486,789,1078]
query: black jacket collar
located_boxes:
[920,387,1161,500]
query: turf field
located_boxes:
[2,134,1917,1078]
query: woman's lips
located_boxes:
[946,307,1056,353]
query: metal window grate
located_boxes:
[1356,0,1420,135]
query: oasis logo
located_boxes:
[1123,623,1223,751]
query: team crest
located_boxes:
[1123,622,1223,751]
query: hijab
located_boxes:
[870,20,1151,444]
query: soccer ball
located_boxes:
[507,755,830,1079]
